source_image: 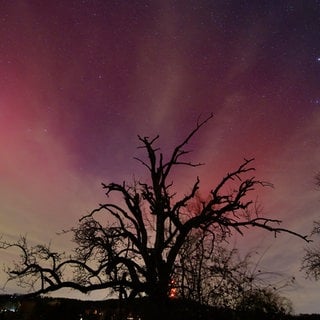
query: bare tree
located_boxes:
[175,232,294,315]
[302,173,320,279]
[302,220,320,280]
[0,114,309,305]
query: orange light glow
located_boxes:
[169,279,177,298]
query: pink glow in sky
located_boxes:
[1,1,320,314]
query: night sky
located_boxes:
[1,0,320,314]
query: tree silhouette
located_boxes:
[174,230,294,315]
[302,173,320,280]
[1,114,309,305]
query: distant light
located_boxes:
[169,279,177,298]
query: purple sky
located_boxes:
[1,1,320,313]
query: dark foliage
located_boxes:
[0,296,317,320]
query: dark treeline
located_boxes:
[0,295,319,320]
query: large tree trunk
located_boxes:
[143,262,172,320]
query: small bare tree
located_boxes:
[1,114,308,305]
[302,173,320,279]
[175,232,294,315]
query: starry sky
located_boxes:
[1,0,320,314]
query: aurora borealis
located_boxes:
[1,1,320,313]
